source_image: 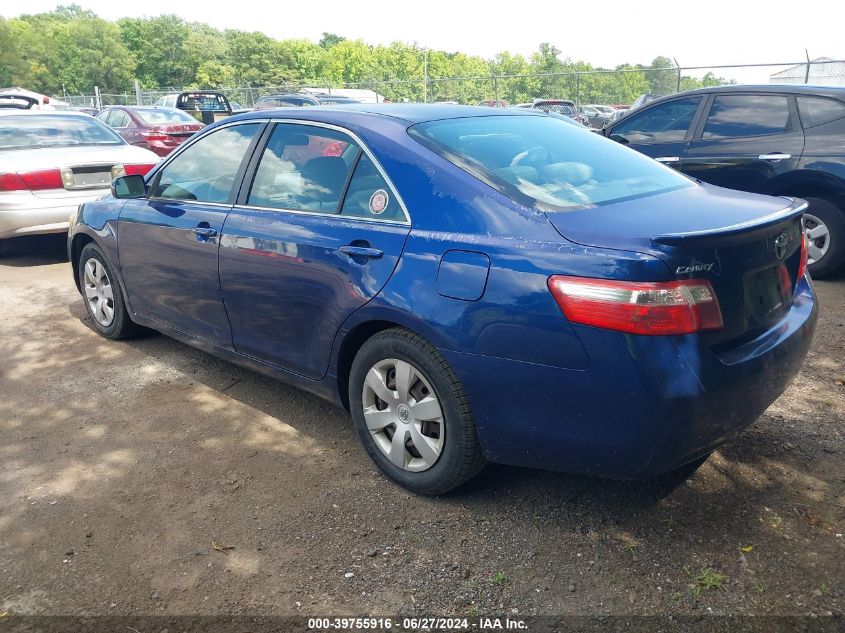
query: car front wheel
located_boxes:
[349,328,485,495]
[78,242,139,339]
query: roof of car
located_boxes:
[657,84,845,99]
[0,109,93,118]
[233,103,545,125]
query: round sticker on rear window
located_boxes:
[369,189,389,215]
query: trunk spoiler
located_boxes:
[654,198,807,245]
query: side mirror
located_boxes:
[609,134,629,145]
[111,174,147,199]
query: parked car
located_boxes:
[528,99,589,125]
[477,99,509,108]
[601,84,845,276]
[69,104,815,494]
[253,94,363,111]
[155,92,233,125]
[96,106,204,157]
[0,111,158,248]
[581,104,616,128]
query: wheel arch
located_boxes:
[771,170,845,210]
[333,306,451,411]
[70,233,96,292]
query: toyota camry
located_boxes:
[67,105,817,494]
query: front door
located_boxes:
[219,122,410,379]
[608,95,705,167]
[118,121,264,346]
[682,93,805,194]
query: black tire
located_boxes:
[349,328,486,495]
[77,242,140,339]
[803,197,845,278]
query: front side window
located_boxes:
[797,96,845,128]
[152,123,261,203]
[410,114,693,211]
[613,97,702,144]
[702,95,791,139]
[248,124,356,213]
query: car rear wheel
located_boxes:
[78,242,140,339]
[349,328,485,495]
[803,197,845,278]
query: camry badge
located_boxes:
[774,232,789,259]
[676,262,715,275]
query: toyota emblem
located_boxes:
[773,232,789,259]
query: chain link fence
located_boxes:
[56,59,845,111]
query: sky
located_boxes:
[3,0,844,82]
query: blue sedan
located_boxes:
[68,105,817,494]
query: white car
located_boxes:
[0,110,159,244]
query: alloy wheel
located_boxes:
[361,358,445,472]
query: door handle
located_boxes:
[655,156,680,163]
[758,153,791,161]
[192,226,218,239]
[338,245,383,259]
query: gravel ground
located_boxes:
[0,234,843,621]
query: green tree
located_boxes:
[319,32,345,49]
[118,15,194,88]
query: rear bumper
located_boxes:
[0,189,109,239]
[441,277,818,479]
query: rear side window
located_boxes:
[798,97,845,128]
[340,154,404,221]
[152,123,261,203]
[702,95,791,139]
[110,111,130,128]
[613,97,702,144]
[248,123,357,213]
[410,115,692,211]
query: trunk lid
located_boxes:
[0,144,159,198]
[545,184,807,347]
[152,123,203,138]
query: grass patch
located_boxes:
[690,567,726,597]
[491,571,507,585]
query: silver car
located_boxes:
[0,110,159,244]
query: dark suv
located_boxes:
[601,85,845,276]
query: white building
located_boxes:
[769,57,845,86]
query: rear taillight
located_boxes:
[0,169,63,191]
[142,131,169,142]
[323,141,347,157]
[124,164,155,176]
[111,164,155,178]
[797,229,809,280]
[548,276,724,336]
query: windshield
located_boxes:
[409,115,693,211]
[0,114,124,150]
[136,108,200,125]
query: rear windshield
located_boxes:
[409,115,692,210]
[0,114,123,150]
[136,108,199,125]
[177,94,229,112]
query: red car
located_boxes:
[96,106,204,157]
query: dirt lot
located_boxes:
[1,234,843,623]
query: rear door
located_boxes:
[118,121,264,346]
[219,122,410,379]
[682,93,805,193]
[607,95,705,167]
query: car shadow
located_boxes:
[0,234,69,266]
